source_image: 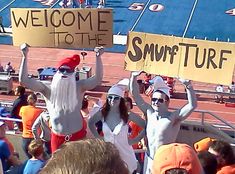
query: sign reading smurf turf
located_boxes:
[11,8,113,48]
[125,31,235,85]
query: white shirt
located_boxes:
[102,120,137,173]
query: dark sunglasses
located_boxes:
[151,98,164,103]
[107,95,121,101]
[58,68,74,74]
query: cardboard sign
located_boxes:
[11,8,113,48]
[125,32,235,85]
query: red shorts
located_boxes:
[51,123,87,153]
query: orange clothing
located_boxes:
[19,105,43,138]
[217,164,235,174]
[129,121,143,149]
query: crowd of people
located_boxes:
[0,43,234,174]
[33,0,105,8]
[0,62,15,73]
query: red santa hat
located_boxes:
[57,54,80,70]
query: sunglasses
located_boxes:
[151,98,164,103]
[107,95,121,101]
[58,68,74,74]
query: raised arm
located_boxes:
[79,47,104,92]
[128,112,146,145]
[19,44,48,96]
[88,111,103,139]
[130,71,150,114]
[32,115,41,140]
[176,79,197,121]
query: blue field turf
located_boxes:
[1,0,235,52]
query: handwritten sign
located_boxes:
[11,8,113,48]
[125,32,235,85]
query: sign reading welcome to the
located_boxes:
[11,8,113,48]
[125,32,235,85]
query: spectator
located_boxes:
[0,63,4,72]
[130,73,197,174]
[10,85,28,131]
[4,62,15,73]
[0,121,21,172]
[215,85,224,103]
[125,96,145,174]
[143,73,152,90]
[19,93,44,158]
[23,139,46,174]
[194,137,216,153]
[89,85,145,173]
[152,143,203,174]
[97,0,105,8]
[198,151,218,174]
[40,139,129,174]
[32,110,51,156]
[0,16,6,33]
[228,81,235,99]
[20,44,104,153]
[208,140,235,174]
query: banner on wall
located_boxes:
[124,31,235,85]
[11,8,113,48]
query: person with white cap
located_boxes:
[130,71,197,174]
[88,85,145,174]
[19,43,104,153]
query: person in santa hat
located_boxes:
[130,71,197,174]
[19,43,104,153]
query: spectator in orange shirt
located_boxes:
[19,93,43,158]
[125,97,145,174]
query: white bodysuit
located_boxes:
[144,110,180,174]
[102,120,137,173]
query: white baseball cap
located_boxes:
[153,76,170,98]
[108,85,124,98]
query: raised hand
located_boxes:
[178,78,191,86]
[20,43,29,57]
[131,71,143,77]
[94,46,104,57]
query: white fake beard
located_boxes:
[50,71,78,113]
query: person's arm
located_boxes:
[8,154,22,166]
[32,115,41,139]
[85,95,102,117]
[10,99,20,117]
[2,141,21,166]
[19,43,49,96]
[130,71,150,114]
[88,111,103,139]
[128,112,146,145]
[79,47,104,92]
[175,79,197,122]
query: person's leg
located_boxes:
[44,141,51,155]
[21,138,33,159]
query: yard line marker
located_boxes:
[130,0,151,31]
[50,0,61,8]
[0,0,16,12]
[182,0,198,37]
